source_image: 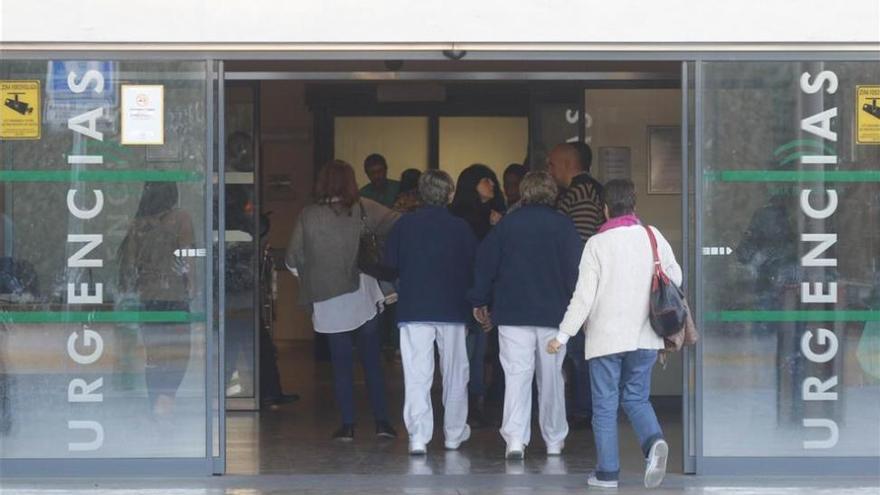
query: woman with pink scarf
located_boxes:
[548,178,682,490]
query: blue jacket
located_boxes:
[468,204,583,328]
[384,206,478,324]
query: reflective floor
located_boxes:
[226,341,683,476]
[2,342,878,494]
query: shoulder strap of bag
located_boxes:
[358,200,375,235]
[643,225,668,286]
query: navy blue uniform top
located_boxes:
[384,205,478,324]
[468,204,583,328]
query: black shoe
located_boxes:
[261,393,300,409]
[332,424,355,442]
[568,415,592,430]
[468,396,490,429]
[376,420,398,439]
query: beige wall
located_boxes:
[585,88,683,395]
[260,81,316,341]
[439,117,529,181]
[334,117,430,188]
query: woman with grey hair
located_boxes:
[384,170,478,455]
[468,171,583,459]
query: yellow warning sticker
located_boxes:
[856,85,880,144]
[0,80,41,140]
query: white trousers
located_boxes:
[400,322,470,445]
[498,325,568,448]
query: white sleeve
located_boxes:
[556,241,600,344]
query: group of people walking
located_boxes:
[286,144,681,489]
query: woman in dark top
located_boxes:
[449,164,505,240]
[118,182,195,419]
[449,164,505,428]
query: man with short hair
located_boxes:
[547,142,605,430]
[360,153,400,208]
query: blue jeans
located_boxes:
[466,323,487,397]
[326,316,389,425]
[590,349,664,482]
[565,331,592,419]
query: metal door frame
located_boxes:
[221,67,694,473]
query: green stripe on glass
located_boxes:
[705,310,880,322]
[705,170,880,182]
[0,311,206,323]
[0,170,203,182]
[772,139,836,157]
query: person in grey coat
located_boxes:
[286,159,400,442]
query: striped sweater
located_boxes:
[556,173,605,242]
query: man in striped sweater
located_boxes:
[548,142,605,430]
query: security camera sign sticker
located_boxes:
[856,85,880,144]
[0,80,41,139]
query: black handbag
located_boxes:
[644,225,687,338]
[356,201,396,281]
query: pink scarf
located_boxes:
[598,213,641,233]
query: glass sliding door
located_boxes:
[223,82,260,411]
[697,60,880,473]
[0,59,216,474]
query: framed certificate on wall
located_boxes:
[121,84,164,145]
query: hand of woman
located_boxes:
[489,210,503,226]
[473,306,493,331]
[546,338,564,354]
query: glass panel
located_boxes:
[334,116,429,190]
[700,61,880,457]
[224,83,258,403]
[0,60,209,458]
[439,116,528,181]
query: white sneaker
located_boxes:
[546,441,564,456]
[444,424,471,450]
[408,441,427,455]
[505,442,525,460]
[644,439,669,488]
[587,474,619,489]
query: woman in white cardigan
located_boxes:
[547,178,681,490]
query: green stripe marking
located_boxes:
[0,170,203,182]
[777,151,836,167]
[773,139,836,157]
[0,311,206,324]
[705,170,880,182]
[705,310,880,322]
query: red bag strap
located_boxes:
[643,225,668,286]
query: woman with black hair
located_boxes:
[118,182,195,419]
[393,168,423,213]
[450,164,505,240]
[449,164,505,428]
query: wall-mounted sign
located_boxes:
[598,146,631,182]
[45,61,118,130]
[0,80,41,139]
[121,85,164,145]
[856,85,880,144]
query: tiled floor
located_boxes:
[1,342,877,494]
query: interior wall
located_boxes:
[439,117,529,182]
[260,80,315,341]
[334,116,430,187]
[585,88,683,396]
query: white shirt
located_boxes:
[288,265,384,334]
[556,225,682,360]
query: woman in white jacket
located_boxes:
[547,178,681,490]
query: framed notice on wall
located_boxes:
[121,84,164,145]
[648,125,682,194]
[598,146,631,182]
